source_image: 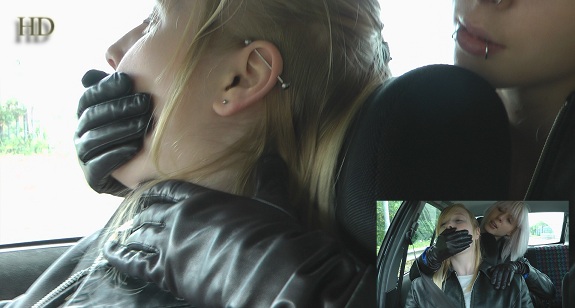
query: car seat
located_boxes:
[336,64,511,263]
[334,64,512,306]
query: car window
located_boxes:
[0,0,154,245]
[528,212,565,245]
[377,200,403,250]
[381,0,454,77]
[404,202,440,275]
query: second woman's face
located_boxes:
[483,205,518,239]
[104,2,233,187]
[453,0,575,89]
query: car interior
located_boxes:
[378,200,570,308]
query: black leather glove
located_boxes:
[425,227,473,271]
[489,260,529,290]
[102,158,372,307]
[74,69,153,196]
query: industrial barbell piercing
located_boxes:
[244,39,290,89]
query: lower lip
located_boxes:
[456,27,503,58]
[490,221,497,229]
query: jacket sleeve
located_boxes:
[404,281,421,308]
[515,274,535,308]
[2,230,101,308]
[103,180,375,307]
[409,250,436,281]
[520,257,556,300]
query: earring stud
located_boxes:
[244,39,290,89]
[222,99,229,104]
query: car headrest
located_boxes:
[335,64,511,264]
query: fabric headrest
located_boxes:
[335,64,511,263]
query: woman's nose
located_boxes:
[106,41,125,70]
[105,24,147,70]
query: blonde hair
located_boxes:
[480,201,530,261]
[433,204,482,292]
[105,0,390,245]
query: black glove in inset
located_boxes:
[74,69,153,196]
[489,260,529,290]
[426,228,473,271]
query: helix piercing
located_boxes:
[244,39,290,89]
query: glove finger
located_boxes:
[81,69,109,88]
[75,116,150,162]
[78,72,134,117]
[502,268,514,288]
[76,93,152,137]
[439,227,457,237]
[449,234,473,249]
[490,266,503,289]
[81,143,140,188]
[103,240,159,280]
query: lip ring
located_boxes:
[454,23,504,58]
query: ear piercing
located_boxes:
[244,39,290,89]
[222,99,229,104]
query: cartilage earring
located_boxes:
[484,40,489,60]
[244,39,290,89]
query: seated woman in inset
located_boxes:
[405,203,533,308]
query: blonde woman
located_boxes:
[410,202,555,306]
[1,0,389,307]
[406,204,533,308]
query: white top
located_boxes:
[457,274,474,308]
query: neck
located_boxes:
[498,81,574,198]
[450,247,477,276]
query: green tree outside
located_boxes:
[0,99,51,154]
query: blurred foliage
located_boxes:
[0,99,51,154]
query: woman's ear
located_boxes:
[213,40,284,117]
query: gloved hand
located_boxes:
[489,260,529,289]
[102,157,372,307]
[425,227,473,270]
[74,69,153,196]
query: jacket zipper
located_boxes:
[524,99,570,199]
[31,255,107,308]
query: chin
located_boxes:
[112,152,155,189]
[454,56,511,89]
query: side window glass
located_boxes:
[377,200,402,252]
[528,212,565,245]
[404,202,440,274]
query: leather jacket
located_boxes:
[526,92,575,200]
[409,233,555,305]
[2,157,375,308]
[405,262,534,308]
